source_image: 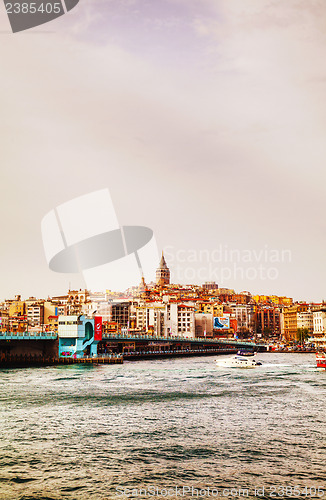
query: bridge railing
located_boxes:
[83,353,123,359]
[0,331,57,339]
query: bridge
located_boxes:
[0,331,264,348]
[0,330,266,366]
[99,334,267,359]
[101,333,263,347]
[0,331,58,364]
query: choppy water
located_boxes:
[0,353,325,500]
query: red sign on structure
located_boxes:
[94,316,103,341]
[230,319,238,332]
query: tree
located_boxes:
[238,327,250,339]
[262,327,272,340]
[296,328,310,344]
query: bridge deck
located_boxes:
[102,334,263,347]
[0,331,264,348]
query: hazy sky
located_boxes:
[1,0,326,301]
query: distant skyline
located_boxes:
[1,0,326,302]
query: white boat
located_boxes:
[216,350,262,369]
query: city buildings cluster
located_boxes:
[1,253,325,347]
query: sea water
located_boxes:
[0,353,325,499]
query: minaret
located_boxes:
[139,275,147,292]
[156,251,170,286]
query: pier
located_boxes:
[58,355,123,365]
[0,353,123,368]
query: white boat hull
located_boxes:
[216,353,261,369]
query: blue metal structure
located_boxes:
[58,315,100,358]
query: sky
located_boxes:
[0,0,326,302]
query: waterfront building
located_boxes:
[255,306,281,339]
[46,315,58,332]
[25,298,57,327]
[164,302,195,338]
[8,295,25,317]
[195,313,214,338]
[232,303,255,336]
[197,301,223,318]
[111,302,130,328]
[212,311,234,339]
[278,296,293,306]
[67,289,90,316]
[102,321,119,335]
[6,315,27,333]
[146,305,165,336]
[27,302,44,327]
[218,293,251,304]
[25,297,38,308]
[0,311,9,332]
[281,306,299,340]
[202,282,218,290]
[252,295,268,304]
[43,301,57,324]
[217,288,235,295]
[88,291,107,303]
[312,307,326,347]
[51,291,87,316]
[51,293,69,305]
[214,303,255,338]
[54,303,67,316]
[281,303,310,341]
[135,303,165,336]
[253,295,293,306]
[135,305,147,332]
[156,252,170,286]
[297,309,313,334]
[91,301,111,321]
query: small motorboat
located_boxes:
[316,351,326,370]
[216,350,262,369]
